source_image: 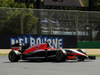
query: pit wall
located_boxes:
[78,41,100,48]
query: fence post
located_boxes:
[48,9,54,35]
[75,11,80,40]
[21,14,24,34]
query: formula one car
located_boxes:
[8,42,96,62]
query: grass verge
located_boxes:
[87,54,100,57]
[0,54,8,56]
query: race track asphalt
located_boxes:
[0,56,100,75]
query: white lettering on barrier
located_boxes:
[11,39,15,45]
[10,35,63,48]
[58,38,63,48]
[24,37,27,43]
[18,37,23,44]
[30,36,35,47]
[36,37,41,44]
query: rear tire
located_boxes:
[56,50,67,62]
[8,51,20,62]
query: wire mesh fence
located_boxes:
[0,7,100,41]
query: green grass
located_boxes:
[0,54,8,56]
[87,54,100,57]
[82,0,89,7]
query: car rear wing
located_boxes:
[12,43,29,51]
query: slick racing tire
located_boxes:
[56,50,67,62]
[8,51,20,62]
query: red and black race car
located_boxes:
[8,42,96,62]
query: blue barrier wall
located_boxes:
[0,34,77,49]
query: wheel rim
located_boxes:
[9,52,14,60]
[56,51,62,60]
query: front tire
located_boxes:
[56,50,67,62]
[8,51,20,62]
